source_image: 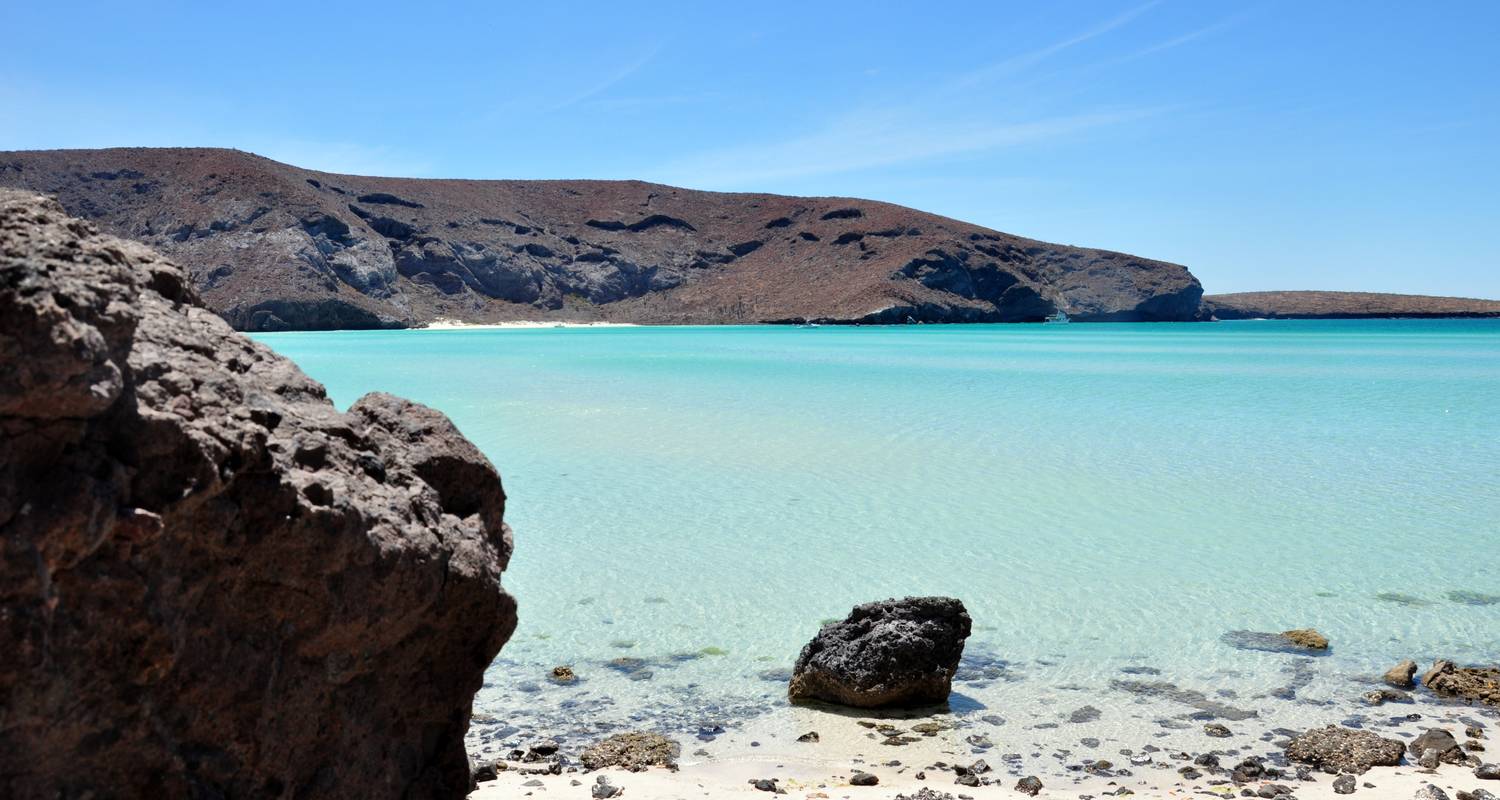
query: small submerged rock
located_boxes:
[1376,592,1433,607]
[1447,590,1500,606]
[1205,723,1234,738]
[1221,629,1330,655]
[1364,688,1414,706]
[551,665,578,684]
[1069,706,1102,724]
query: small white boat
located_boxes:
[1044,311,1071,324]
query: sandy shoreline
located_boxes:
[471,743,1488,800]
[469,698,1497,799]
[421,318,641,330]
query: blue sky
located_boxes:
[3,1,1497,296]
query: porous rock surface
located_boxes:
[0,190,516,798]
[1285,725,1407,774]
[0,148,1206,329]
[580,732,679,772]
[789,596,971,708]
[1423,660,1500,706]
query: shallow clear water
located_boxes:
[257,320,1500,753]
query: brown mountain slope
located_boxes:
[0,147,1203,330]
[1205,291,1500,319]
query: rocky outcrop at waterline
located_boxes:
[1423,661,1500,706]
[0,148,1205,329]
[789,597,972,708]
[0,190,516,798]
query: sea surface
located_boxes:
[257,320,1500,760]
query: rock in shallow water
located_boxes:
[1385,659,1419,689]
[0,191,516,797]
[1285,726,1406,774]
[1221,629,1330,655]
[788,597,971,708]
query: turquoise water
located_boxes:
[257,320,1500,745]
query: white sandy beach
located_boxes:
[470,701,1496,800]
[471,752,1484,800]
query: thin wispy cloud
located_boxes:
[948,0,1163,91]
[1112,10,1252,64]
[648,108,1153,188]
[541,44,663,114]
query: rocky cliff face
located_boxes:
[0,148,1205,330]
[0,190,516,797]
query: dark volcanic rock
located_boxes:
[0,191,516,798]
[0,148,1206,329]
[788,597,971,708]
[1285,726,1406,774]
[1016,775,1044,795]
[1409,729,1466,765]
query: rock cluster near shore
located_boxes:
[789,597,972,708]
[1425,661,1500,706]
[0,190,516,798]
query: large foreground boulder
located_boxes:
[789,597,971,708]
[0,191,517,798]
[1285,726,1407,774]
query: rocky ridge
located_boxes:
[1204,291,1500,319]
[0,190,516,797]
[0,148,1206,329]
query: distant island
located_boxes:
[1205,291,1500,319]
[1,147,1494,331]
